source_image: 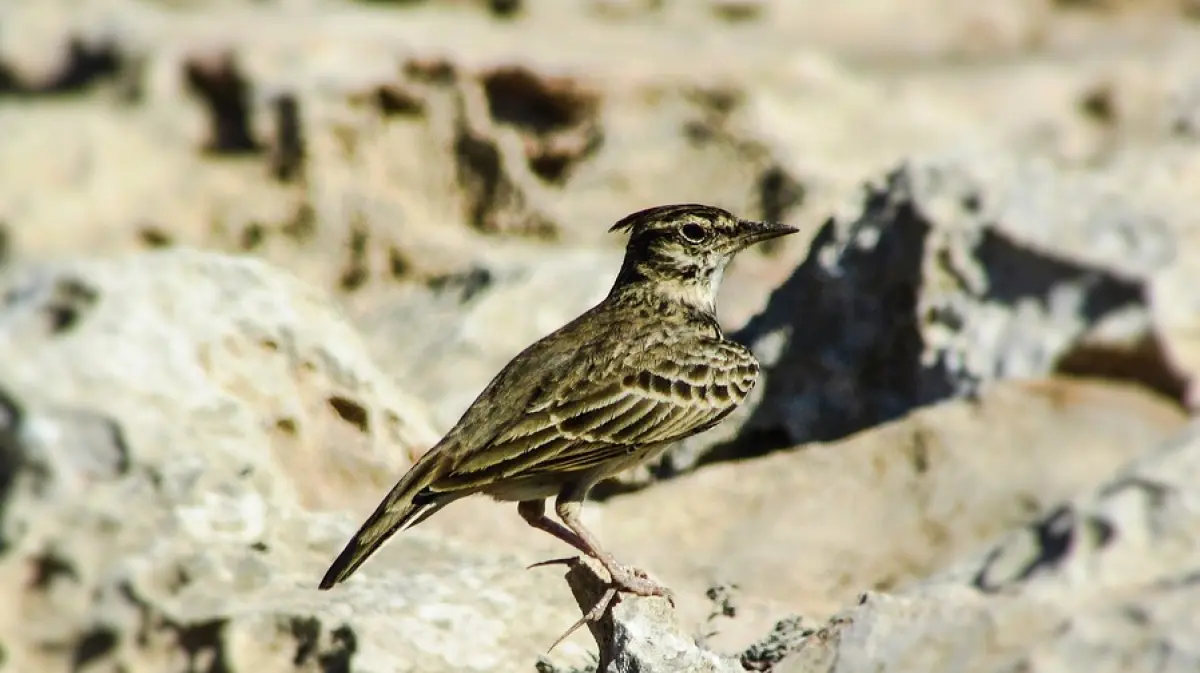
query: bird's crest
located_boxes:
[608,204,731,234]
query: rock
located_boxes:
[353,148,1199,485]
[541,560,744,673]
[3,2,1200,671]
[0,248,439,509]
[774,417,1200,673]
[738,614,823,672]
[549,410,1200,672]
[356,246,622,432]
[0,0,799,294]
[0,249,596,672]
[1151,231,1200,410]
[685,155,1186,470]
[8,5,1193,491]
[771,587,1063,673]
[598,377,1185,637]
[937,422,1200,596]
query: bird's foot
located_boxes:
[543,558,676,652]
[606,562,675,606]
[528,556,674,604]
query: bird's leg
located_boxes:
[517,499,593,569]
[519,497,620,650]
[554,491,674,603]
[535,488,676,652]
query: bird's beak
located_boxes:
[736,219,799,246]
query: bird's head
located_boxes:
[608,204,797,312]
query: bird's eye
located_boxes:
[680,223,707,243]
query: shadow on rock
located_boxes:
[661,158,1185,476]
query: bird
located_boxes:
[318,203,797,646]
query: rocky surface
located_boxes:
[3,0,1200,672]
[773,417,1200,673]
[0,251,593,672]
[0,249,440,509]
[734,155,1180,443]
[600,378,1186,625]
[545,406,1200,673]
[356,246,622,431]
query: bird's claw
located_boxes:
[527,556,580,571]
[546,585,619,652]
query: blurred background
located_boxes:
[1,1,1199,672]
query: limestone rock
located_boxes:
[552,560,744,673]
[775,417,1200,673]
[599,377,1186,630]
[3,2,1200,671]
[356,246,622,432]
[0,248,439,509]
[548,406,1200,673]
[686,155,1185,471]
[0,250,598,672]
[1151,230,1200,410]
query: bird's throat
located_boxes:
[661,281,718,314]
[610,272,721,316]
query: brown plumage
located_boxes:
[318,203,797,644]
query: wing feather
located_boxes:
[435,336,759,488]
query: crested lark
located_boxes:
[318,204,796,643]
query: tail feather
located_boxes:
[318,451,449,590]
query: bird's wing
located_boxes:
[436,338,759,489]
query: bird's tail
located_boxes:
[318,449,450,590]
